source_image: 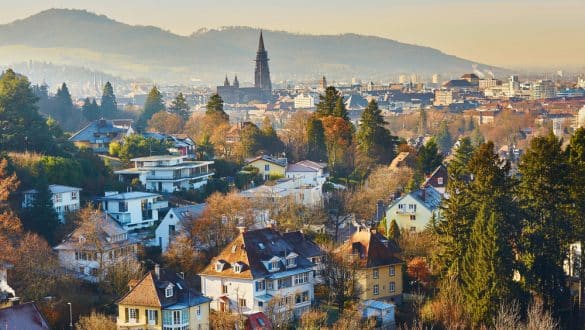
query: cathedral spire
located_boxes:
[224,75,230,87]
[233,75,239,88]
[258,30,265,52]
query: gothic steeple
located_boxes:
[233,75,240,88]
[254,30,272,94]
[223,75,230,87]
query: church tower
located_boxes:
[223,75,230,87]
[233,75,240,88]
[254,31,272,94]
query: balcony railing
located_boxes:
[145,172,213,181]
[395,209,416,215]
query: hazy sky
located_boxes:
[1,0,584,69]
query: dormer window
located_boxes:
[215,261,226,272]
[165,284,173,298]
[264,256,281,272]
[233,262,245,273]
[285,252,298,269]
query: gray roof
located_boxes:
[23,184,81,195]
[170,204,206,222]
[408,186,442,211]
[282,231,324,258]
[0,302,50,329]
[69,119,131,143]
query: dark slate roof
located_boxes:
[0,302,50,330]
[443,79,473,88]
[282,231,324,259]
[118,268,211,308]
[170,204,206,222]
[69,119,130,143]
[409,186,442,211]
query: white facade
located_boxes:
[99,191,168,231]
[385,187,442,233]
[155,204,205,252]
[115,155,214,193]
[240,178,324,208]
[22,185,81,223]
[294,93,319,109]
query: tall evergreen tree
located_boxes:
[100,81,117,118]
[435,121,453,155]
[418,108,427,136]
[356,100,396,164]
[21,177,59,245]
[306,116,327,162]
[568,128,585,305]
[82,97,101,121]
[0,69,57,153]
[169,92,190,120]
[138,86,165,130]
[206,94,229,122]
[315,86,340,117]
[518,132,572,312]
[260,116,284,155]
[417,139,443,175]
[461,206,516,326]
[333,97,349,121]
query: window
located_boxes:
[390,281,396,293]
[295,291,310,304]
[147,310,158,325]
[239,298,247,307]
[410,227,416,232]
[389,266,395,276]
[286,256,296,268]
[437,177,444,185]
[258,301,264,307]
[165,285,173,298]
[410,215,416,221]
[169,225,176,235]
[373,268,379,279]
[234,263,242,273]
[267,281,274,290]
[293,272,309,285]
[215,261,225,272]
[71,191,78,201]
[222,284,228,294]
[53,193,62,203]
[264,164,270,171]
[256,280,265,291]
[270,260,280,271]
[398,204,404,210]
[173,310,181,325]
[278,277,292,289]
[196,306,201,318]
[373,284,379,295]
[129,308,138,322]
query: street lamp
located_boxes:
[67,302,73,329]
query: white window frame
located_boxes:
[373,284,379,295]
[390,281,396,293]
[147,309,157,325]
[129,308,138,323]
[165,285,173,298]
[373,268,379,279]
[389,265,395,276]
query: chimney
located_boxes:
[154,264,160,279]
[421,188,426,202]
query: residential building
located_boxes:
[285,160,328,186]
[422,165,448,195]
[98,191,168,231]
[337,226,404,303]
[53,213,140,282]
[531,80,556,100]
[199,227,316,317]
[282,231,325,283]
[433,89,453,106]
[142,133,197,158]
[385,186,442,233]
[294,93,319,109]
[240,177,324,207]
[362,300,395,329]
[22,185,81,223]
[478,78,500,90]
[0,302,50,330]
[117,265,211,330]
[0,262,14,308]
[156,204,206,252]
[245,155,287,181]
[114,155,214,193]
[69,119,134,153]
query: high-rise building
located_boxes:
[432,74,441,84]
[254,31,272,93]
[318,76,327,91]
[531,80,556,100]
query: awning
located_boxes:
[254,294,273,302]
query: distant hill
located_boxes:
[0,9,504,83]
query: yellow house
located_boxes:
[117,265,211,330]
[339,226,404,303]
[245,155,287,180]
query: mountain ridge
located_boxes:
[0,9,504,83]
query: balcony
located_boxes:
[395,209,416,215]
[147,200,168,209]
[146,172,213,181]
[110,213,132,224]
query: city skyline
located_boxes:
[0,0,584,70]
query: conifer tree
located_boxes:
[205,94,229,121]
[435,121,453,155]
[357,100,396,164]
[260,116,284,154]
[315,86,340,117]
[568,128,585,287]
[461,206,516,326]
[82,97,101,121]
[169,92,190,120]
[417,139,443,175]
[388,219,400,241]
[518,132,572,312]
[333,97,349,122]
[22,177,59,245]
[138,86,165,130]
[53,82,73,122]
[306,116,327,162]
[100,81,117,118]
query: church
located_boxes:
[217,31,272,104]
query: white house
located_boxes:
[114,155,214,193]
[385,186,442,233]
[285,160,328,186]
[22,185,81,223]
[199,227,318,318]
[97,191,168,231]
[155,204,206,252]
[240,177,324,208]
[53,213,140,282]
[294,93,319,109]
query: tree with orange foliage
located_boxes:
[407,256,431,289]
[147,111,185,134]
[321,115,353,171]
